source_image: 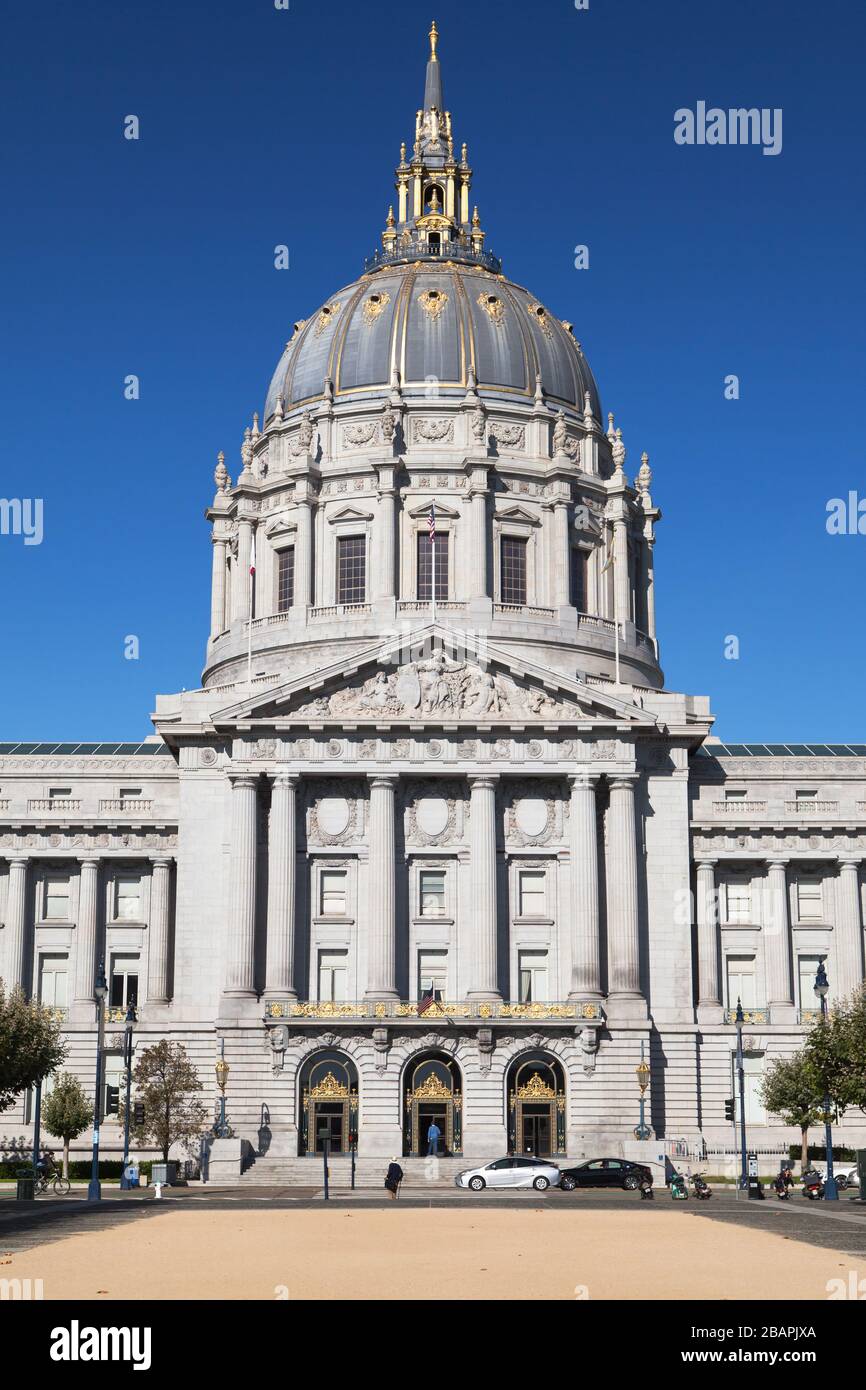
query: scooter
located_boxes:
[802,1169,825,1200]
[670,1172,689,1200]
[691,1174,712,1200]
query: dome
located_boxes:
[264,262,602,423]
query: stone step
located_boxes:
[238,1155,468,1187]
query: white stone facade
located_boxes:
[2,29,865,1174]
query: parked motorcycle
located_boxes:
[691,1174,712,1200]
[773,1174,791,1200]
[670,1172,689,1200]
[802,1168,825,1200]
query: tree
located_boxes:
[124,1040,207,1160]
[41,1073,93,1178]
[804,985,866,1118]
[0,983,67,1114]
[760,1050,823,1171]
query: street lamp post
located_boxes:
[214,1042,230,1138]
[87,961,108,1203]
[634,1042,651,1140]
[735,998,748,1192]
[814,960,839,1201]
[120,1002,136,1189]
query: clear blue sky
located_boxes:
[1,0,863,741]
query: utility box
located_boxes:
[857,1149,866,1196]
[15,1169,34,1201]
[151,1162,177,1187]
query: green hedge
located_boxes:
[787,1144,859,1164]
[0,1158,155,1181]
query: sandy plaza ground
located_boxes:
[2,1203,861,1301]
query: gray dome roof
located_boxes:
[264,263,602,421]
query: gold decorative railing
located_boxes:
[724,1007,769,1025]
[265,999,603,1022]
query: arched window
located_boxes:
[402,1051,462,1156]
[298,1050,358,1155]
[506,1052,566,1156]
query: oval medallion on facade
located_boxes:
[515,798,548,837]
[416,797,449,837]
[318,797,351,837]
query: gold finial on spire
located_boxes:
[386,205,395,227]
[429,20,439,59]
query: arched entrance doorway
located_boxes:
[402,1053,462,1157]
[298,1050,359,1156]
[507,1053,566,1157]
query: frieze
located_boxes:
[341,422,379,449]
[411,418,454,446]
[0,759,177,773]
[0,830,178,851]
[490,422,526,450]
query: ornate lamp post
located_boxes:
[814,961,839,1201]
[87,961,108,1203]
[734,998,748,1191]
[634,1043,651,1140]
[120,1001,136,1188]
[214,1043,230,1138]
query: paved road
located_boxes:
[2,1186,865,1260]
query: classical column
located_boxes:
[224,776,258,998]
[365,775,399,1000]
[552,501,570,607]
[233,518,253,623]
[376,471,396,600]
[266,774,299,998]
[644,537,657,641]
[835,859,864,999]
[764,860,794,1021]
[4,858,28,990]
[294,495,313,610]
[210,536,228,638]
[606,775,644,1015]
[467,775,501,1000]
[695,860,722,1021]
[72,859,100,1007]
[147,859,173,1005]
[613,518,630,626]
[568,775,601,998]
[470,477,488,600]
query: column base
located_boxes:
[363,991,400,1003]
[465,991,502,1002]
[217,992,262,1022]
[68,1001,97,1024]
[605,993,648,1022]
[770,1002,798,1025]
[697,1002,725,1026]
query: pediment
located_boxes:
[406,498,461,520]
[326,506,375,524]
[496,505,541,526]
[213,623,659,732]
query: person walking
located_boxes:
[385,1158,404,1200]
[426,1120,441,1156]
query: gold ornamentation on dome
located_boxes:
[409,1073,452,1101]
[314,302,342,338]
[308,1071,352,1100]
[287,320,307,348]
[478,291,505,326]
[528,302,553,338]
[362,291,391,325]
[429,20,439,59]
[515,1072,557,1100]
[419,288,449,321]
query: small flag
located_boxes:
[249,535,256,577]
[417,988,441,1016]
[428,500,436,544]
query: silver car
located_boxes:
[454,1155,561,1191]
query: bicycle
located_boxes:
[35,1168,71,1196]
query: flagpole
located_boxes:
[247,534,255,689]
[432,533,437,624]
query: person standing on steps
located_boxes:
[426,1120,441,1156]
[385,1157,404,1199]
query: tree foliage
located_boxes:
[41,1073,94,1177]
[124,1040,207,1160]
[804,986,866,1118]
[0,983,67,1114]
[760,1049,824,1169]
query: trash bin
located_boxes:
[151,1162,177,1186]
[16,1168,35,1201]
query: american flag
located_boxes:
[428,501,436,543]
[418,987,441,1016]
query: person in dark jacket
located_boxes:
[385,1158,404,1199]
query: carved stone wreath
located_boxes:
[490,422,526,450]
[411,418,454,445]
[505,780,566,846]
[342,422,379,449]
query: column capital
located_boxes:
[569,772,601,789]
[7,856,30,867]
[694,857,719,870]
[837,856,863,870]
[766,859,789,871]
[78,857,101,868]
[228,773,260,789]
[150,856,175,868]
[469,773,499,788]
[271,771,300,788]
[367,773,398,790]
[607,773,639,790]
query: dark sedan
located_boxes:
[559,1158,653,1192]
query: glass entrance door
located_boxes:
[312,1102,346,1153]
[520,1105,552,1156]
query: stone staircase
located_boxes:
[238,1154,468,1189]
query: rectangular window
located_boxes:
[518,870,546,918]
[570,548,588,611]
[726,955,756,1009]
[500,536,527,606]
[417,532,449,601]
[110,957,140,1009]
[418,949,447,1000]
[518,950,549,1003]
[277,548,295,613]
[39,957,68,1009]
[119,788,141,799]
[743,1055,766,1124]
[419,870,446,917]
[337,536,366,604]
[115,876,142,921]
[796,878,823,922]
[318,950,348,1002]
[44,875,70,921]
[320,870,347,917]
[795,789,818,802]
[798,956,823,1009]
[724,788,747,801]
[49,787,71,799]
[725,880,752,924]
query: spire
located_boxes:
[424,20,444,114]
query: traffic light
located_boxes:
[724,1098,735,1123]
[133,1102,146,1126]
